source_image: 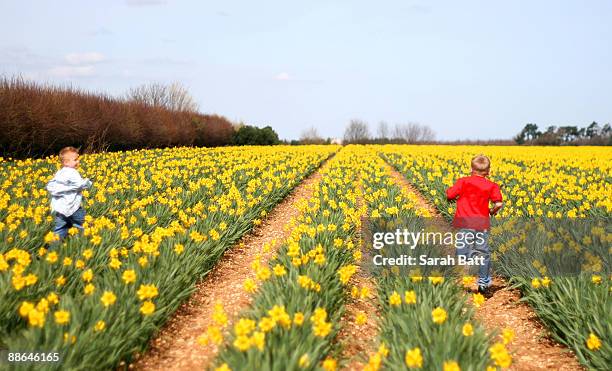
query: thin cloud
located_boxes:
[65,52,105,65]
[273,72,323,84]
[0,46,50,66]
[88,27,113,37]
[274,72,291,81]
[48,65,96,78]
[126,0,167,6]
[407,5,431,13]
[141,57,195,65]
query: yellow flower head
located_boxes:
[54,310,70,325]
[293,312,305,326]
[404,290,417,304]
[502,328,515,345]
[214,364,231,371]
[273,264,286,276]
[174,243,184,254]
[233,335,251,351]
[82,269,93,282]
[28,309,45,327]
[443,361,461,371]
[19,301,34,318]
[243,278,257,293]
[140,301,155,316]
[101,291,117,307]
[322,357,337,371]
[94,320,106,332]
[122,270,136,284]
[389,291,402,306]
[586,333,601,350]
[472,293,485,308]
[462,276,475,287]
[298,354,310,368]
[489,343,512,368]
[84,283,95,295]
[136,284,158,300]
[355,311,367,326]
[250,331,265,351]
[462,323,474,336]
[431,307,447,324]
[405,347,423,368]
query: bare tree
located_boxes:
[127,82,199,112]
[343,119,371,143]
[392,123,435,143]
[300,126,325,144]
[420,125,435,142]
[377,121,389,140]
[392,123,406,141]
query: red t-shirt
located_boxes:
[446,175,502,230]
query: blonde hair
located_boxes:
[471,154,490,175]
[59,146,79,163]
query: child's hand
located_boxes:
[489,202,503,216]
[82,178,93,189]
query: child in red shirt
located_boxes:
[447,155,503,295]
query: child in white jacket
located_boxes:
[46,147,92,241]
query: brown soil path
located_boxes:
[382,160,583,371]
[336,269,379,370]
[130,158,332,371]
[474,277,582,370]
[335,183,379,370]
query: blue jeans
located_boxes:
[456,229,491,288]
[52,207,86,240]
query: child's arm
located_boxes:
[489,202,503,215]
[80,178,92,190]
[489,183,503,215]
[446,179,462,201]
[46,178,82,196]
[46,171,91,196]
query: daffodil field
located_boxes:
[0,146,335,369]
[381,145,611,369]
[214,148,365,370]
[207,148,517,370]
[0,144,610,370]
[359,153,503,371]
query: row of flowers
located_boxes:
[210,147,367,370]
[0,146,335,369]
[380,145,610,370]
[358,150,511,370]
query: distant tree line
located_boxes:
[342,119,436,144]
[231,124,280,145]
[0,76,282,158]
[514,122,611,145]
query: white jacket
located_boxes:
[46,167,92,217]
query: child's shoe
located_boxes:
[477,285,494,298]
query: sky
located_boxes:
[1,0,611,141]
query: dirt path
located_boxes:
[335,182,379,370]
[382,161,583,371]
[130,159,331,371]
[337,270,379,370]
[474,277,582,370]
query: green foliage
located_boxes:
[0,147,331,370]
[217,153,359,370]
[514,122,612,145]
[361,156,494,370]
[513,276,611,370]
[232,126,280,146]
